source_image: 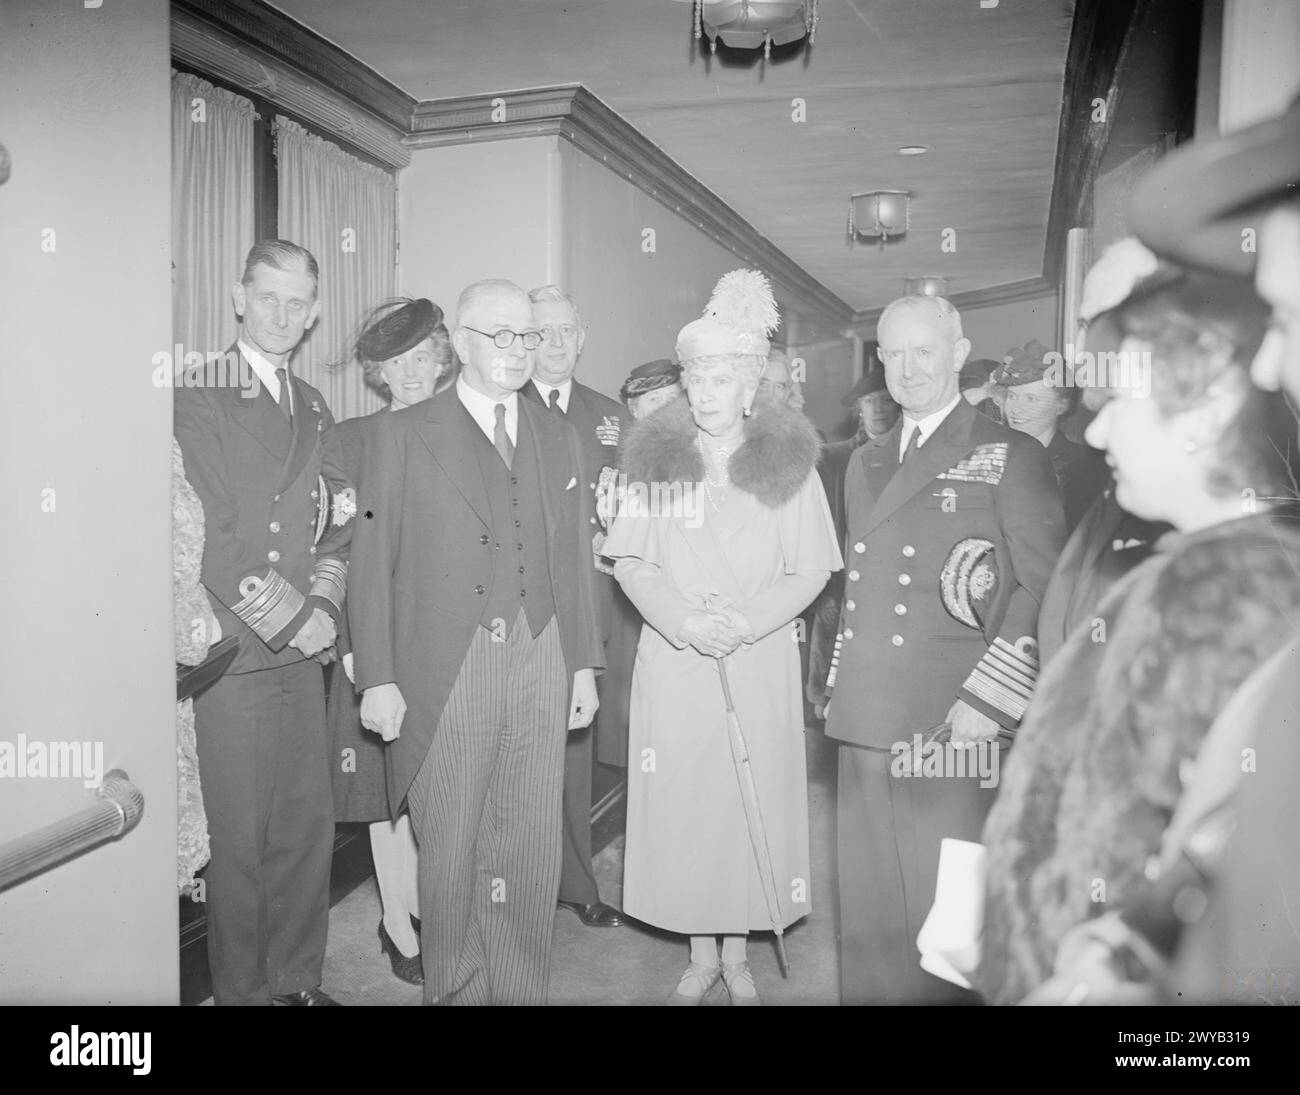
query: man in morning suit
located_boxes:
[521,284,632,928]
[351,279,605,1004]
[174,239,353,1006]
[824,294,1066,1004]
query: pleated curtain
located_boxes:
[171,71,255,356]
[274,116,396,422]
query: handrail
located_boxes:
[0,769,144,892]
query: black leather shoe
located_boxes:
[558,900,625,927]
[272,986,340,1006]
[378,919,424,985]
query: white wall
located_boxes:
[0,0,177,1003]
[953,292,1060,363]
[398,136,560,325]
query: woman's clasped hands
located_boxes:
[679,604,753,659]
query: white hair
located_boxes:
[878,294,964,344]
[527,283,582,327]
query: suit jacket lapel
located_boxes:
[417,392,491,530]
[223,346,291,463]
[277,370,320,494]
[521,396,568,555]
[859,401,977,539]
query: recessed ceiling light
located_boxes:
[896,145,929,156]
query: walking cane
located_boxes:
[716,657,791,978]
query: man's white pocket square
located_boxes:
[565,477,577,490]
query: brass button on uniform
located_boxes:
[898,574,911,586]
[309,490,318,501]
[269,521,281,533]
[309,546,316,555]
[902,545,916,558]
[474,584,486,595]
[845,600,856,611]
[891,634,904,647]
[843,627,854,640]
[479,534,490,545]
[853,542,865,554]
[267,550,280,562]
[848,569,860,582]
[894,603,907,615]
[518,566,525,574]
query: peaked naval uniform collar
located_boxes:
[529,376,573,414]
[854,398,982,540]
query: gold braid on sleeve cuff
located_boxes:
[961,635,1039,723]
[309,557,347,614]
[232,567,306,643]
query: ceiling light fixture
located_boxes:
[847,190,911,249]
[694,0,819,60]
[903,275,950,297]
[896,145,929,156]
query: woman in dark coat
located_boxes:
[329,298,454,984]
[977,265,1300,1004]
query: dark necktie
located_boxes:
[901,426,922,464]
[493,402,514,468]
[548,388,563,415]
[275,368,292,420]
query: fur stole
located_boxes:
[619,393,820,509]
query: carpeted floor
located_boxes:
[213,729,840,1006]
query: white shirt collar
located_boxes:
[899,394,961,459]
[531,377,573,413]
[457,374,518,444]
[237,339,292,413]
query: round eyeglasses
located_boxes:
[463,325,543,351]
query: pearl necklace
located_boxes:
[697,432,734,511]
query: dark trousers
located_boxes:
[836,743,994,1005]
[558,723,599,906]
[407,611,568,1005]
[194,658,334,1005]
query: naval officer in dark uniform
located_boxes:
[520,284,629,929]
[174,239,354,1006]
[825,294,1066,1004]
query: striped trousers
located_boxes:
[407,609,569,1005]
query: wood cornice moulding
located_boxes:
[851,276,1056,329]
[171,3,412,169]
[409,85,854,325]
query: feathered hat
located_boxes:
[675,268,781,363]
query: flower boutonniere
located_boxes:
[311,401,322,432]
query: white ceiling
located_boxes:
[270,0,1075,313]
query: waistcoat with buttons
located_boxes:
[469,410,556,637]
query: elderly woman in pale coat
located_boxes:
[602,271,842,1005]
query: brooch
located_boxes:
[333,487,357,526]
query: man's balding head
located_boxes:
[451,279,536,399]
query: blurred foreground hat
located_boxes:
[676,269,780,363]
[1130,95,1300,275]
[959,358,1001,392]
[840,368,891,405]
[355,298,442,363]
[621,358,681,402]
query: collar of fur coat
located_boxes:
[620,393,820,509]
